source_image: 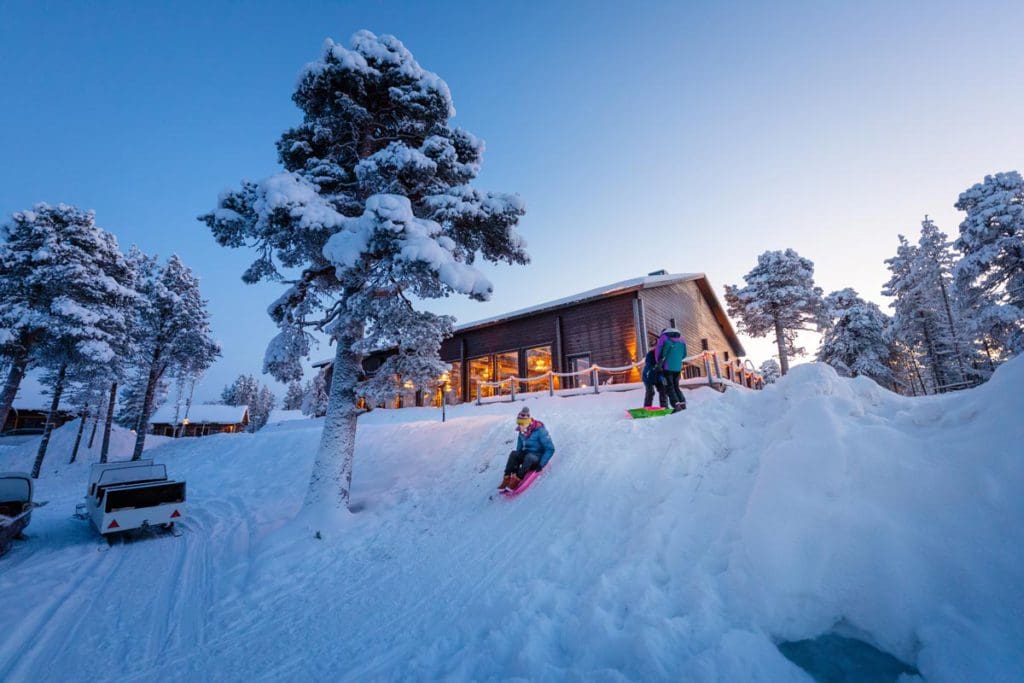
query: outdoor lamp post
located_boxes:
[439,372,450,422]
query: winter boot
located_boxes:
[673,402,687,413]
[507,474,522,490]
[498,474,512,490]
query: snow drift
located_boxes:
[1,360,1021,681]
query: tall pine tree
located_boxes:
[201,31,527,516]
[724,249,824,375]
[124,254,220,459]
[953,170,1024,357]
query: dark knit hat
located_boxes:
[517,406,530,419]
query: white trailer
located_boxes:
[85,460,186,535]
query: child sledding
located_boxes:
[497,407,555,492]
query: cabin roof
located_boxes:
[149,404,249,426]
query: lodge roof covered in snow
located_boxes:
[148,404,249,426]
[451,272,742,353]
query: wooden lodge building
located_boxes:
[149,404,250,437]
[321,271,759,408]
[1,403,76,435]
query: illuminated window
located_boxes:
[494,351,518,395]
[523,345,557,391]
[469,356,494,399]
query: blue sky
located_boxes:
[2,0,1022,404]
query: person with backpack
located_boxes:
[498,406,555,490]
[654,327,688,412]
[642,348,668,409]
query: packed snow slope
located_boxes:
[1,360,1022,682]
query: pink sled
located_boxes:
[500,468,543,497]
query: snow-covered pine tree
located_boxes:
[200,31,527,515]
[301,373,329,417]
[883,218,976,393]
[953,170,1024,356]
[0,205,131,437]
[724,249,824,375]
[124,254,220,459]
[758,359,781,384]
[816,290,894,387]
[0,204,135,477]
[221,373,276,431]
[283,381,304,410]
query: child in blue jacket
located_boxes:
[499,407,555,490]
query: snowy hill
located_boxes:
[1,361,1022,682]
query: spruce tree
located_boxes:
[817,290,893,387]
[283,381,304,410]
[200,31,527,516]
[0,204,132,437]
[953,170,1024,356]
[724,249,824,375]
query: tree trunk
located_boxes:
[0,349,30,434]
[69,405,89,464]
[100,381,118,464]
[132,353,163,461]
[87,405,100,449]
[31,363,67,479]
[305,322,365,515]
[919,316,944,391]
[773,318,790,375]
[938,278,967,384]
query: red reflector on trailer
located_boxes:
[108,519,120,529]
[170,509,181,518]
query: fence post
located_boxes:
[591,367,599,394]
[712,352,721,379]
[510,378,516,402]
[476,383,482,406]
[703,353,714,387]
[548,372,554,397]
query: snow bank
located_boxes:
[1,360,1021,682]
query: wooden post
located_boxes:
[510,378,516,402]
[703,353,714,387]
[548,372,554,397]
[476,383,482,406]
[591,367,599,394]
[712,352,721,379]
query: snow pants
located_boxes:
[643,381,667,408]
[663,371,686,407]
[504,450,540,478]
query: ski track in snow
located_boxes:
[2,361,1023,682]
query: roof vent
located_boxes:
[647,269,668,276]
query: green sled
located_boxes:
[626,407,674,419]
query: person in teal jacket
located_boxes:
[654,327,688,411]
[498,406,555,490]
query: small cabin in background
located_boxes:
[1,403,76,435]
[318,271,760,408]
[149,404,249,437]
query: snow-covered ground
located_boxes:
[1,360,1022,682]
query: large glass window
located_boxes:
[430,361,462,406]
[523,345,556,392]
[468,356,494,400]
[494,351,518,396]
